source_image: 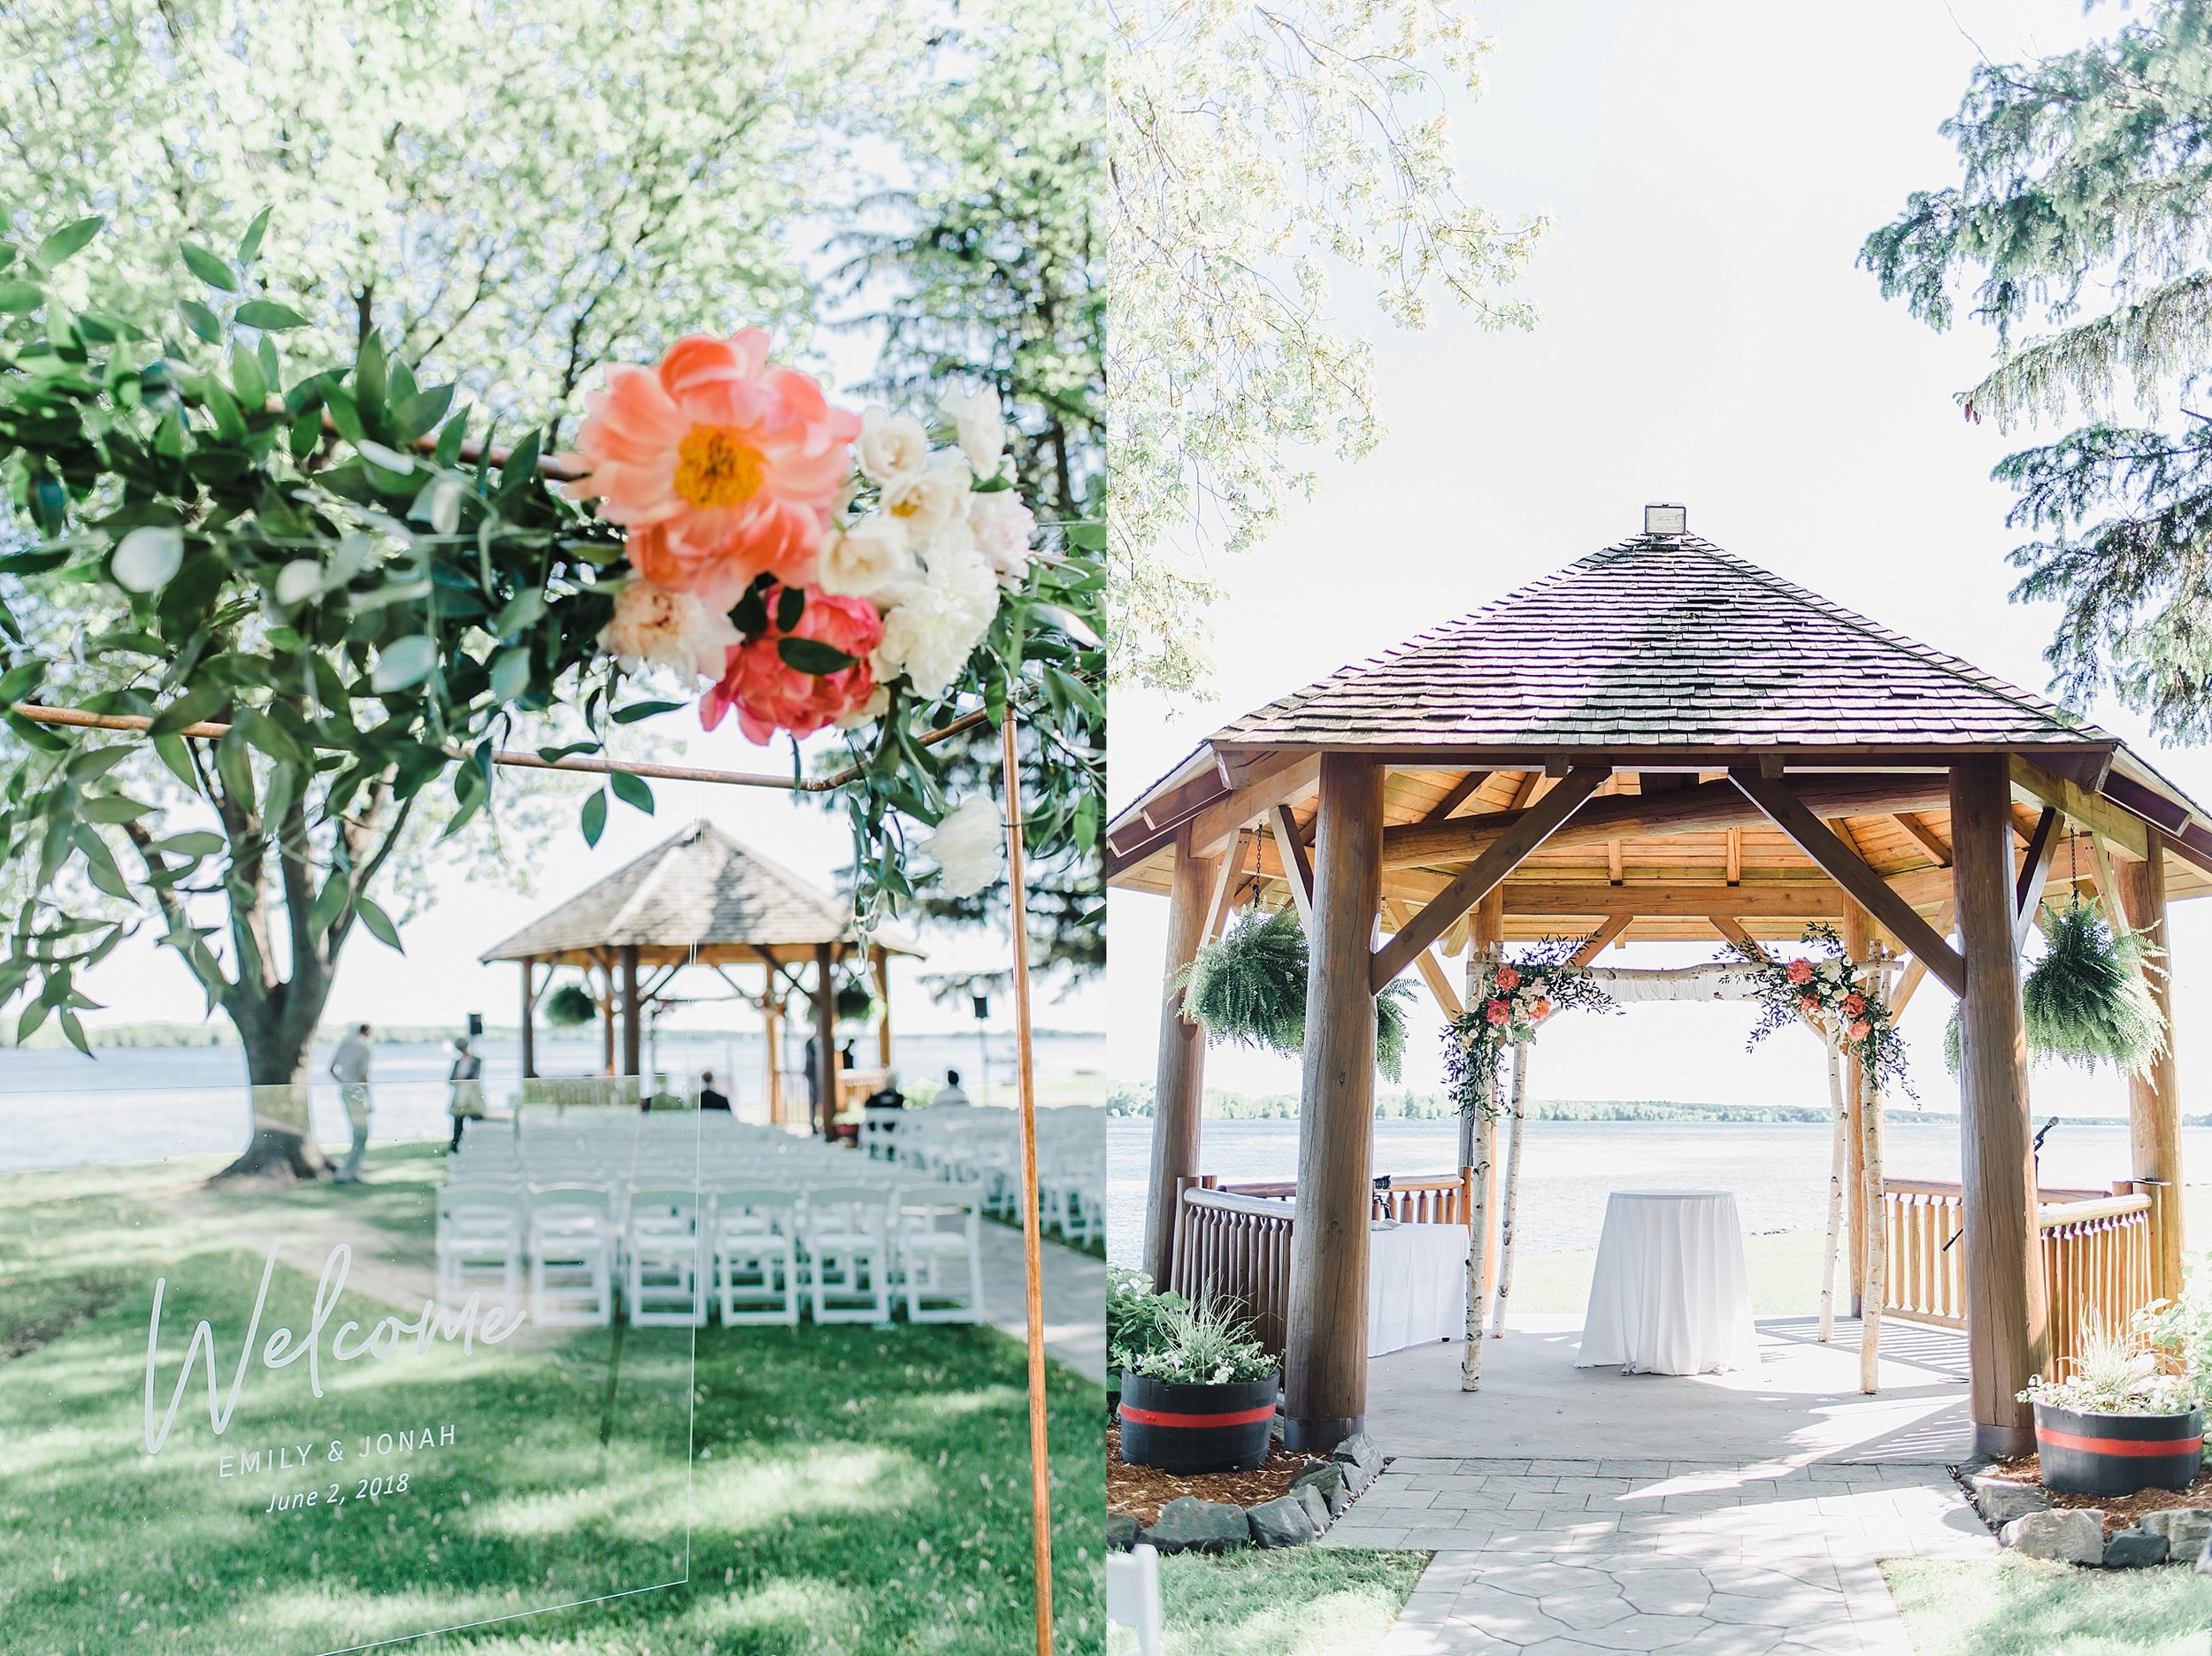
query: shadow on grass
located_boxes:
[0,1151,1105,1656]
[1884,1557,2212,1656]
[1148,1550,1430,1656]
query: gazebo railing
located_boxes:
[1216,1170,1477,1226]
[1880,1177,2157,1376]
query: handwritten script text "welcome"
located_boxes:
[144,1242,525,1455]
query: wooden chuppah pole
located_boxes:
[1819,1030,1847,1342]
[997,713,1056,1656]
[1856,947,1892,1395]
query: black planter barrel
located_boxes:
[2033,1403,2204,1496]
[1117,1372,1279,1475]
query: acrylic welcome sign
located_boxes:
[2,1077,700,1654]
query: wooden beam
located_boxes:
[2013,807,2061,949]
[1386,899,1464,1019]
[1203,830,1245,941]
[1725,827,1742,886]
[1143,824,1219,1288]
[1952,755,2048,1457]
[1422,770,1490,823]
[1709,916,1769,962]
[1606,840,1624,885]
[1285,755,1386,1452]
[1894,812,1954,867]
[1271,805,1315,924]
[1729,770,1965,997]
[1371,767,1609,990]
[1888,901,1955,1022]
[1379,771,1951,871]
[813,942,839,1138]
[1108,750,1322,874]
[1571,914,1633,964]
[2008,754,2150,859]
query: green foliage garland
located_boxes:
[1177,903,1412,1082]
[1442,935,1616,1120]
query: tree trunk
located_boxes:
[1488,1041,1531,1339]
[211,988,335,1184]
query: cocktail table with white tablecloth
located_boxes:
[1577,1190,1758,1375]
[1367,1220,1470,1356]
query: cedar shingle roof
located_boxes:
[1211,535,2114,753]
[480,820,917,963]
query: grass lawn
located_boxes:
[0,1146,1103,1655]
[1110,1550,1428,1656]
[1885,1556,2212,1655]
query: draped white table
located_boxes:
[1366,1221,1470,1356]
[1577,1191,1758,1375]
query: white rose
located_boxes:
[598,577,741,681]
[874,534,999,699]
[881,450,971,525]
[856,407,930,486]
[966,490,1036,585]
[817,515,914,602]
[921,794,1005,897]
[940,386,1005,478]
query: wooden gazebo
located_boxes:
[481,819,918,1133]
[1109,515,2210,1456]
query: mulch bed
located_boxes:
[1982,1453,2212,1537]
[1106,1420,1322,1527]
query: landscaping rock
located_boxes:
[1106,1512,1140,1553]
[2102,1528,2170,1569]
[1966,1474,2048,1528]
[1247,1494,1319,1549]
[2143,1506,2212,1561]
[2197,1535,2212,1576]
[1292,1461,1348,1518]
[2001,1508,2105,1564]
[1330,1432,1385,1494]
[1143,1496,1250,1555]
[1294,1481,1333,1533]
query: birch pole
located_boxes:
[1489,1040,1531,1338]
[1460,942,1494,1391]
[1856,954,1892,1395]
[1818,1026,1847,1342]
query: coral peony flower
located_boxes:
[1841,992,1867,1018]
[1847,1020,1871,1042]
[700,583,882,745]
[1485,1000,1511,1026]
[1798,994,1821,1016]
[1531,996,1553,1021]
[1494,965,1521,993]
[599,576,741,680]
[1786,959,1814,985]
[563,330,859,610]
[921,795,1006,897]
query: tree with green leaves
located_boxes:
[828,0,1106,983]
[1863,0,2212,739]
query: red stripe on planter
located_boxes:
[2038,1427,2203,1457]
[1118,1402,1278,1430]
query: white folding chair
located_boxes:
[527,1182,614,1328]
[435,1187,524,1314]
[712,1185,801,1325]
[802,1183,895,1325]
[625,1184,707,1327]
[1106,1543,1164,1656]
[895,1184,986,1324]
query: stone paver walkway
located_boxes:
[1329,1456,1995,1654]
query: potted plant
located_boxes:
[1114,1287,1279,1475]
[2019,1323,2203,1497]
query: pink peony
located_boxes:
[1798,994,1821,1016]
[1494,965,1522,993]
[1847,1020,1871,1042]
[1485,1000,1511,1027]
[1531,996,1553,1021]
[564,331,860,610]
[700,584,883,745]
[1841,992,1867,1018]
[1786,959,1814,985]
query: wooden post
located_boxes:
[1141,823,1219,1289]
[1953,756,2049,1458]
[1841,901,1872,1315]
[814,943,839,1139]
[762,965,785,1126]
[1284,755,1384,1451]
[2117,830,2184,1298]
[620,945,642,1080]
[519,956,537,1080]
[597,960,616,1076]
[871,943,895,1070]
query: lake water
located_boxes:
[0,1031,1105,1172]
[1105,1115,2212,1270]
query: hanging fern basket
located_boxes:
[1945,898,2166,1077]
[1179,905,1411,1081]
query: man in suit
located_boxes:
[698,1070,732,1111]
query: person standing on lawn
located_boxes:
[447,1036,485,1151]
[330,1023,373,1183]
[937,1068,970,1106]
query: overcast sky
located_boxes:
[1106,0,2207,1116]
